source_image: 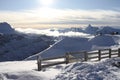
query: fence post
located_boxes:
[109,49,111,58]
[37,56,42,71]
[84,51,88,61]
[118,48,120,57]
[65,53,69,64]
[98,50,101,61]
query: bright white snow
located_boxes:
[0,60,64,80]
[1,58,120,80]
[54,58,120,80]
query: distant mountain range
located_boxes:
[0,22,120,61]
[49,24,120,35]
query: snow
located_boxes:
[89,35,117,47]
[1,23,120,80]
[1,58,120,80]
[84,24,99,34]
[97,26,120,34]
[26,35,120,60]
[0,60,64,80]
[54,58,120,80]
[40,37,90,58]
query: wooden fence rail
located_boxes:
[37,48,120,71]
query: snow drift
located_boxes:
[54,57,120,80]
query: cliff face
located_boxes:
[0,22,15,34]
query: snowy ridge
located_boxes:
[26,35,120,60]
[25,38,64,60]
[97,26,120,34]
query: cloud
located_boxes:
[16,28,90,37]
[0,8,120,28]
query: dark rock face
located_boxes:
[0,22,15,34]
[0,22,55,61]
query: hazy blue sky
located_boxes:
[0,0,120,10]
[0,0,120,28]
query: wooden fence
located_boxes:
[37,48,120,71]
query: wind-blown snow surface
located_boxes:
[0,60,63,80]
[54,58,120,80]
[1,58,120,80]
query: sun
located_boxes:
[40,0,54,6]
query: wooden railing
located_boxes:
[37,55,66,71]
[37,48,120,71]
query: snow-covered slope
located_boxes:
[97,26,120,34]
[40,37,90,58]
[26,35,120,59]
[89,35,116,46]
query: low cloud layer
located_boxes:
[16,28,90,37]
[0,8,120,28]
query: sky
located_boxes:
[0,0,120,28]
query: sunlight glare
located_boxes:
[40,0,54,6]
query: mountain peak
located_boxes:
[0,22,15,34]
[88,24,92,27]
[85,24,99,34]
